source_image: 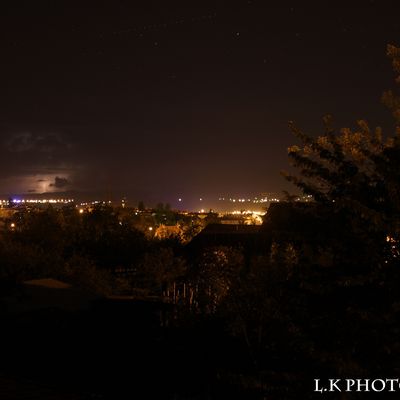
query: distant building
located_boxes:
[186,202,326,258]
[186,223,263,258]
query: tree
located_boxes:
[134,247,187,294]
[382,44,400,124]
[275,44,400,384]
[138,200,145,211]
[283,45,400,266]
[195,246,244,313]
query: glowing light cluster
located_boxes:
[253,198,280,203]
[79,201,112,206]
[230,210,265,215]
[11,198,74,204]
[218,196,281,203]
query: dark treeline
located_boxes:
[0,204,187,295]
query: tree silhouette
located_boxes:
[272,45,400,383]
[283,45,400,265]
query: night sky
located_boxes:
[1,0,399,206]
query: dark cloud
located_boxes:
[1,132,74,172]
[0,130,80,194]
[49,176,70,189]
[5,133,33,152]
[5,132,70,154]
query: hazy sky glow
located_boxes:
[1,0,399,204]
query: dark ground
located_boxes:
[1,297,256,400]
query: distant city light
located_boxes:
[178,198,182,202]
[230,210,264,215]
[8,198,74,205]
